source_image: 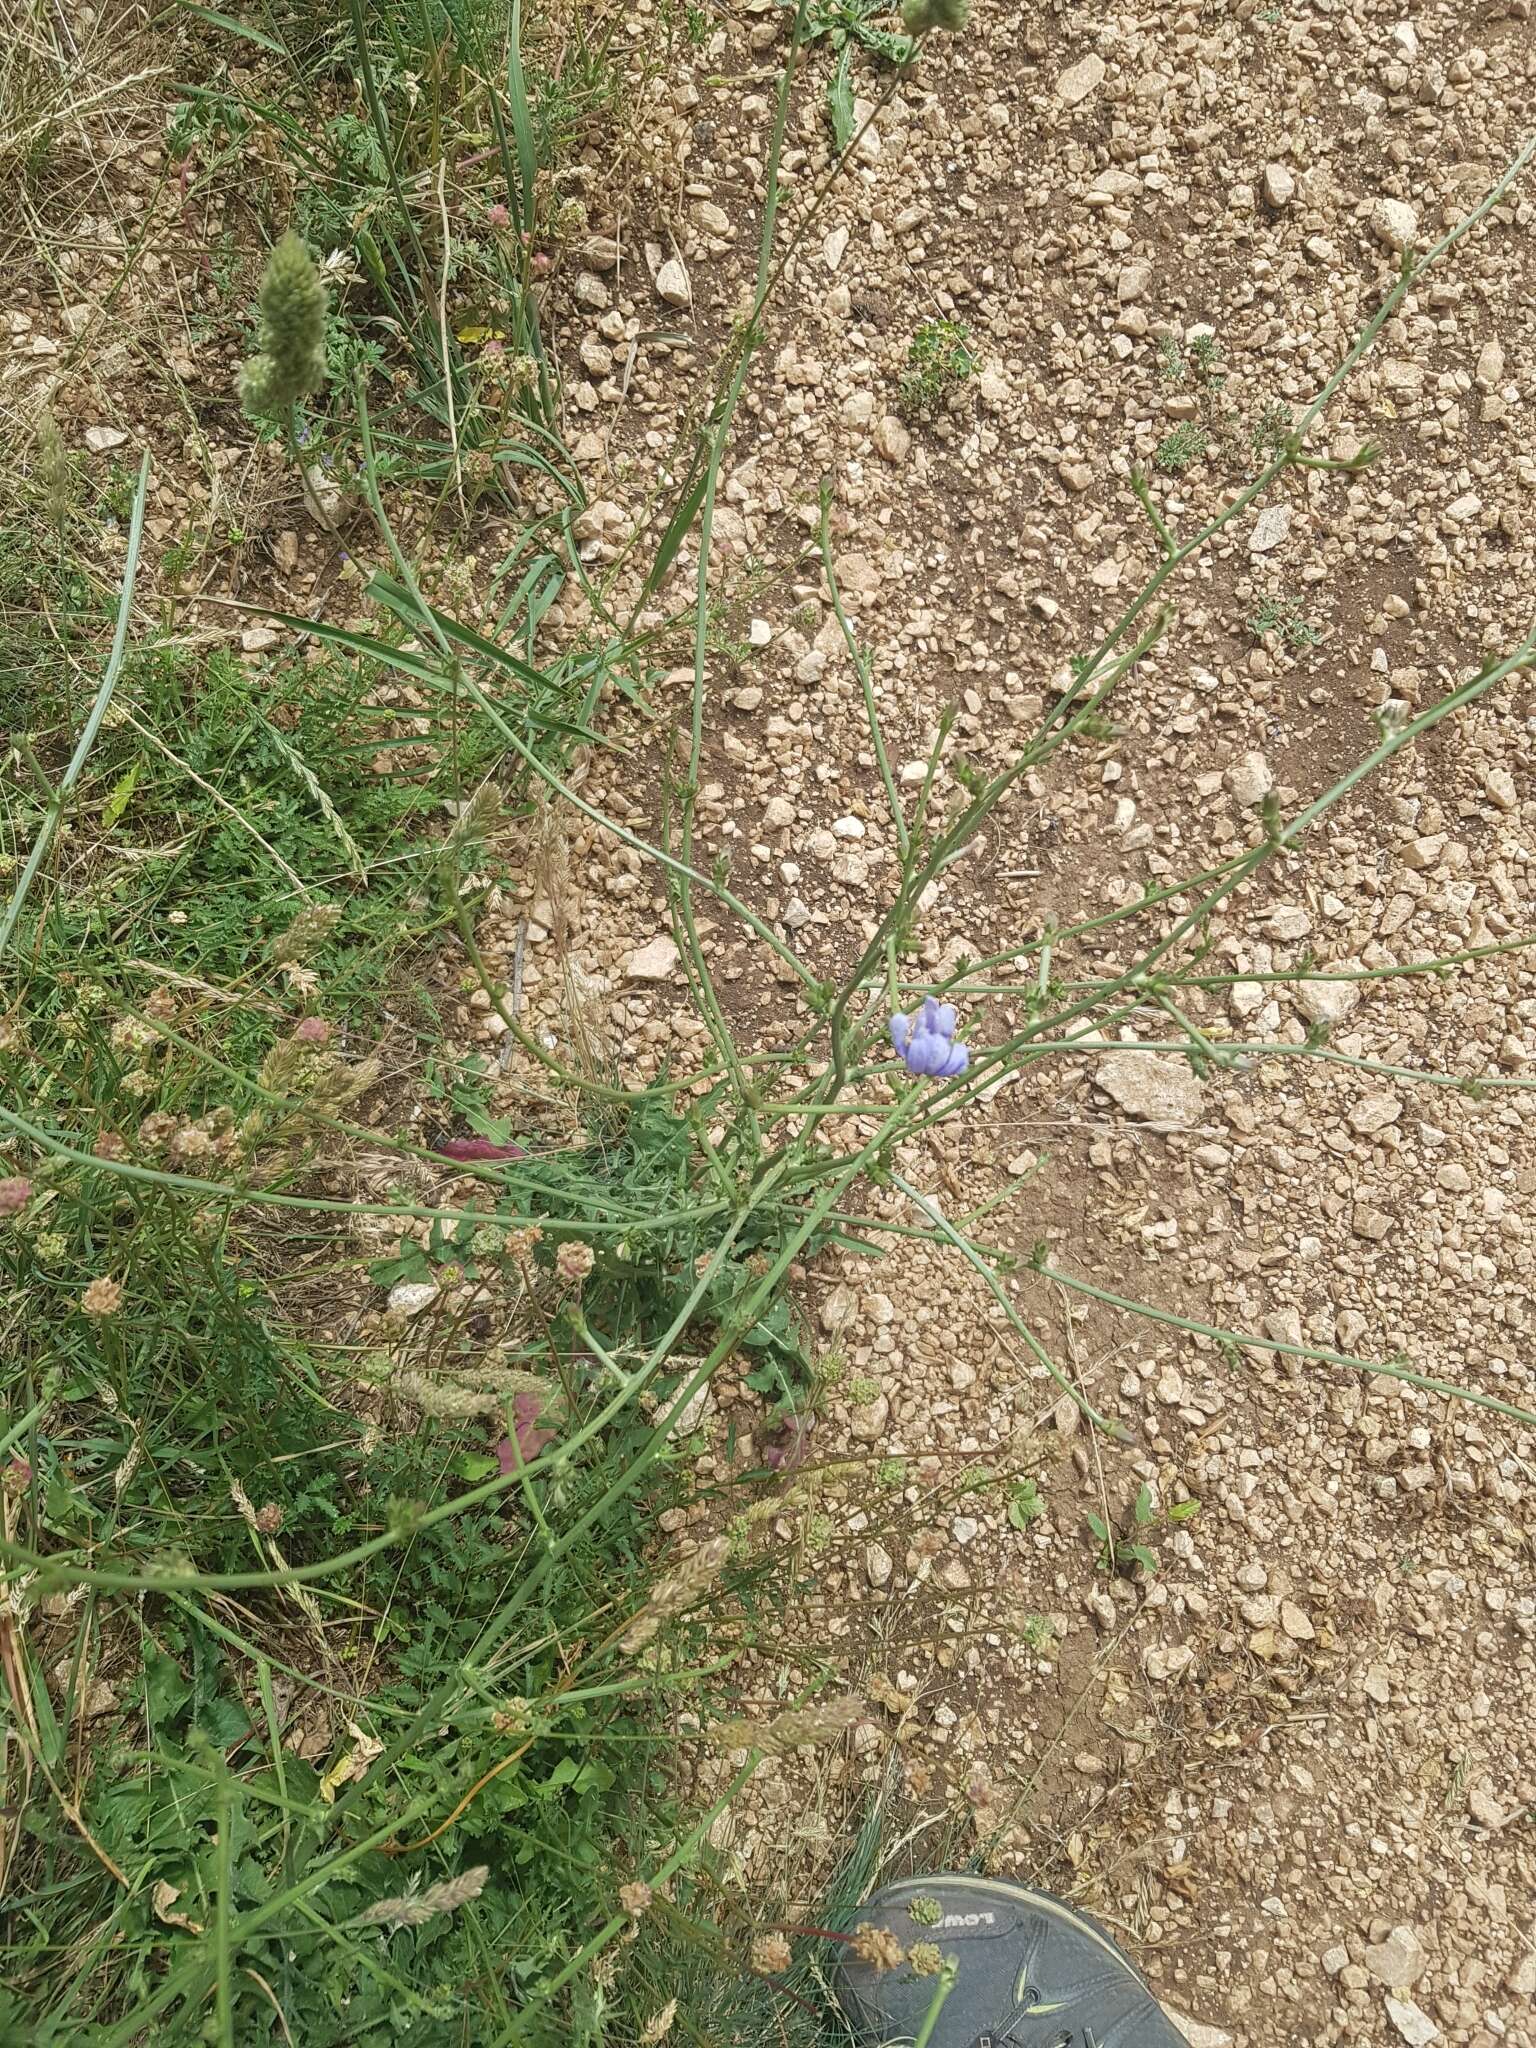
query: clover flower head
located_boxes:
[555,1239,595,1287]
[750,1934,792,1977]
[81,1275,124,1318]
[890,997,968,1079]
[851,1922,908,1971]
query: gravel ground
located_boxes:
[508,4,1536,2043]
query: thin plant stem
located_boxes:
[822,616,1169,1094]
[912,1964,959,2048]
[1041,1259,1536,1429]
[0,1103,733,1236]
[821,483,908,854]
[664,0,816,1142]
[881,629,1536,1156]
[1043,128,1536,739]
[891,1173,1126,1439]
[349,377,821,994]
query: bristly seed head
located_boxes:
[272,902,341,966]
[238,230,328,419]
[354,1865,489,1933]
[619,1535,731,1654]
[36,407,74,527]
[714,1693,866,1757]
[902,0,969,30]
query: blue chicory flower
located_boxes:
[890,996,969,1078]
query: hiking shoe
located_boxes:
[831,1872,1188,2047]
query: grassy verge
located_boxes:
[0,7,826,2043]
[0,392,759,2048]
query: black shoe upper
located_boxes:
[832,1875,1190,2048]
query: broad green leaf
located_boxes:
[100,758,140,828]
[27,1647,65,1769]
[827,44,856,151]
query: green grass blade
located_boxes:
[0,449,150,960]
[174,2,287,53]
[506,0,540,235]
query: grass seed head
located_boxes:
[355,1865,489,1933]
[238,230,328,416]
[903,0,970,27]
[35,406,74,528]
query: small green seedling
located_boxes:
[1250,593,1322,650]
[1089,1483,1200,1575]
[899,317,977,415]
[1007,1477,1045,1530]
[795,0,916,148]
[1152,332,1228,474]
[1017,1614,1057,1653]
[1155,421,1209,475]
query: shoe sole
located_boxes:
[833,1871,1185,2047]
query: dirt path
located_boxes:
[516,3,1536,2042]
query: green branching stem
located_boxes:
[0,1102,727,1238]
[349,380,822,997]
[822,614,1170,1095]
[876,625,1536,1157]
[665,0,822,1144]
[921,926,1536,1002]
[1066,128,1536,742]
[821,484,909,854]
[892,1173,1127,1438]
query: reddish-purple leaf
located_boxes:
[435,1136,528,1163]
[762,1413,815,1472]
[495,1392,557,1477]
